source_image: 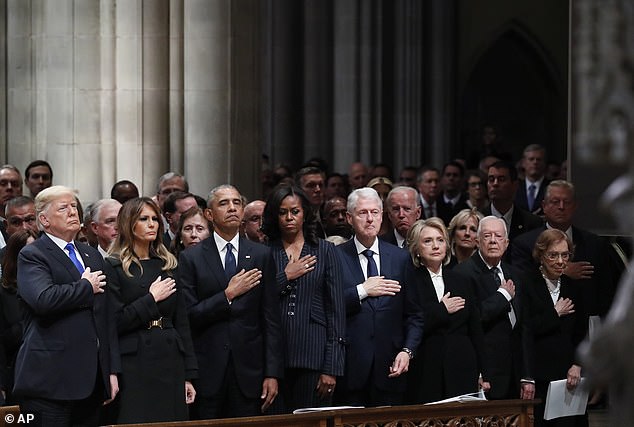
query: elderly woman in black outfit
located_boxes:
[404,217,489,403]
[261,185,345,412]
[0,229,38,405]
[525,229,588,427]
[104,197,197,423]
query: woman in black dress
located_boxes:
[261,185,345,411]
[405,217,489,403]
[104,197,197,423]
[0,229,38,405]
[525,229,588,427]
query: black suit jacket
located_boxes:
[511,225,618,316]
[270,238,346,376]
[178,236,283,398]
[514,179,550,215]
[482,205,543,242]
[336,239,423,393]
[406,266,486,403]
[437,192,470,226]
[14,234,120,400]
[522,269,587,382]
[454,253,533,399]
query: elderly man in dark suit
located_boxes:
[483,161,542,243]
[454,215,535,401]
[14,185,120,426]
[336,187,423,406]
[511,180,619,317]
[178,184,283,419]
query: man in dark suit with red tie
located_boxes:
[179,184,283,419]
[336,187,423,406]
[14,185,120,426]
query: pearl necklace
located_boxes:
[540,266,561,295]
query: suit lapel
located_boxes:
[201,238,229,287]
[75,241,97,271]
[374,241,393,307]
[341,240,365,285]
[41,234,82,279]
[236,238,257,272]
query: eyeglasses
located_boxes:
[545,251,572,261]
[481,233,506,242]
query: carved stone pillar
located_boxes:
[426,0,456,167]
[332,0,383,173]
[573,1,634,425]
[390,0,425,172]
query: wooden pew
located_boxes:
[0,405,21,424]
[109,399,536,427]
[331,399,536,427]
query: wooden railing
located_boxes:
[105,399,537,427]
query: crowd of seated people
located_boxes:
[0,147,624,427]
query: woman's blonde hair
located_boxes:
[109,197,177,277]
[406,217,451,268]
[447,208,483,255]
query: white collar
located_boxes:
[354,236,380,256]
[213,232,240,253]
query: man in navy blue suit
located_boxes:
[14,185,120,426]
[179,184,283,419]
[336,187,423,406]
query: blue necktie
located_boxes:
[527,184,537,211]
[363,249,378,278]
[65,243,85,274]
[224,243,237,279]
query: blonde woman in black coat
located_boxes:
[405,217,489,403]
[105,197,197,423]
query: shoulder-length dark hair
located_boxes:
[109,197,177,277]
[2,229,39,292]
[170,206,211,258]
[261,184,318,245]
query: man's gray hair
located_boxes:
[156,171,189,193]
[91,198,122,224]
[386,186,421,208]
[347,187,383,213]
[207,184,240,207]
[477,215,508,239]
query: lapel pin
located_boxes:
[245,255,251,259]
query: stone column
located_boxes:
[390,0,425,172]
[426,0,456,167]
[302,0,333,163]
[183,0,230,197]
[6,0,106,199]
[332,0,383,173]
